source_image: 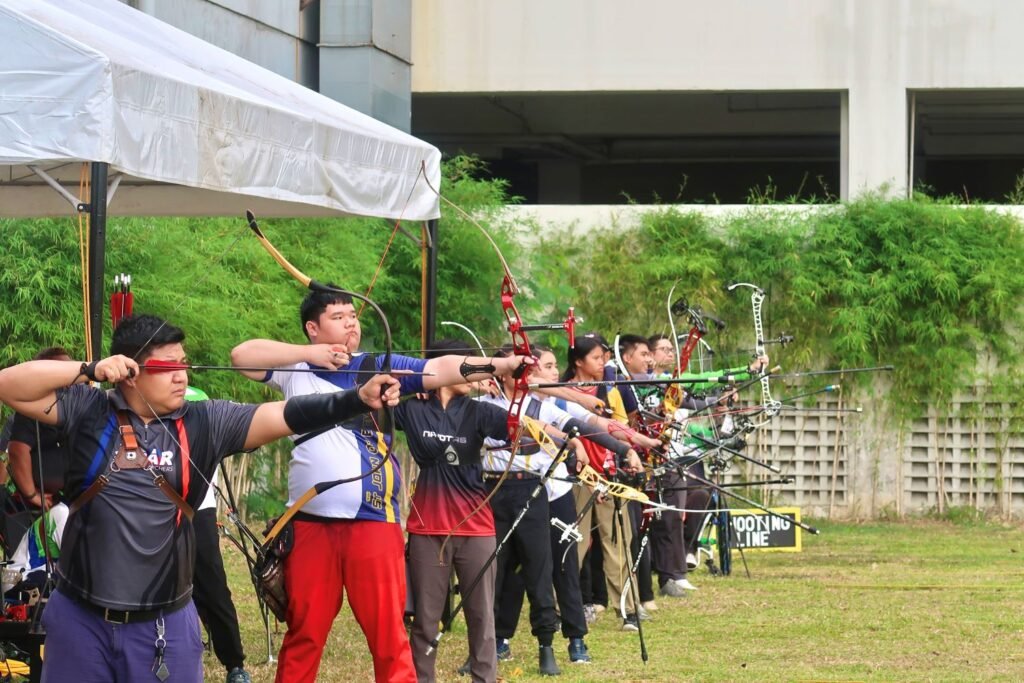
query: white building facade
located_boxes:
[126,1,1024,204]
[412,0,1024,204]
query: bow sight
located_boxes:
[764,333,795,346]
[516,307,580,348]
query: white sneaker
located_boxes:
[685,552,698,570]
[675,578,698,591]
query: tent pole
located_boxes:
[88,162,108,361]
[423,218,439,349]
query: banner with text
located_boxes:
[729,507,802,552]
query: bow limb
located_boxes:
[525,419,657,507]
[416,167,531,430]
[417,178,535,542]
[439,320,488,358]
[578,465,650,504]
[613,332,631,381]
[666,281,683,375]
[246,211,395,533]
[662,282,689,415]
[727,282,781,427]
[247,211,313,288]
[263,476,353,544]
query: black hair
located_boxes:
[581,332,610,351]
[110,314,185,361]
[300,283,353,340]
[493,343,550,359]
[648,333,671,350]
[560,335,606,382]
[425,338,476,360]
[34,346,70,361]
[618,334,649,356]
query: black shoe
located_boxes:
[226,669,252,683]
[622,613,640,632]
[567,637,592,664]
[538,645,561,676]
[456,657,471,676]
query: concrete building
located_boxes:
[125,1,1024,204]
[412,0,1024,204]
[117,0,1024,517]
[124,0,413,134]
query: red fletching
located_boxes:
[142,359,189,373]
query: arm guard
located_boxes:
[283,389,371,435]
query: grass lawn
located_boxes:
[207,519,1024,682]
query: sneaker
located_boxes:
[583,604,597,625]
[675,578,699,591]
[686,552,699,570]
[659,580,688,598]
[637,605,653,621]
[497,638,513,661]
[592,603,606,614]
[567,637,592,664]
[538,645,561,676]
[457,657,472,676]
[621,613,640,632]
[641,600,658,612]
[226,669,252,683]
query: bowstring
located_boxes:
[134,387,234,519]
[130,226,250,362]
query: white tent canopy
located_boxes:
[0,0,441,220]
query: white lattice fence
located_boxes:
[720,391,1024,519]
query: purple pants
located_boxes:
[41,589,204,683]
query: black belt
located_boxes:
[67,590,190,624]
[483,471,539,481]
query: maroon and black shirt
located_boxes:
[394,394,509,536]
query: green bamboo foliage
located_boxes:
[0,158,516,401]
[532,196,1024,415]
[2,167,1023,423]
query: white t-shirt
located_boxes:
[264,354,427,523]
[479,394,575,502]
[10,502,68,574]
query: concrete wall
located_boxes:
[319,0,412,132]
[736,389,1024,520]
[125,0,412,130]
[412,0,1024,198]
[129,0,319,87]
[499,203,1024,237]
[495,203,1024,519]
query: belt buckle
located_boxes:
[104,607,129,624]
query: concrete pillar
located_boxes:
[319,0,412,131]
[839,91,850,200]
[845,85,908,198]
[843,0,908,198]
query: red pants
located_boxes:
[275,519,415,683]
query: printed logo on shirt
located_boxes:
[419,430,468,446]
[422,430,467,445]
[444,445,460,465]
[146,449,175,470]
